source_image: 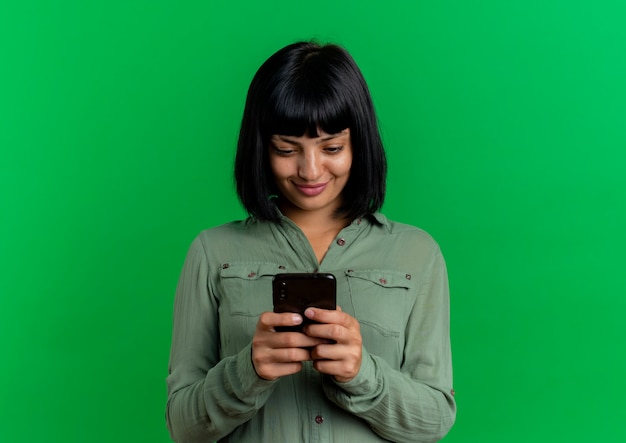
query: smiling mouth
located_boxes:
[294,182,328,196]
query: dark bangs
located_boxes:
[260,49,357,138]
[262,82,352,138]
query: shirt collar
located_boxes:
[250,209,389,232]
[361,212,391,232]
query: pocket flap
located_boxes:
[220,262,289,280]
[345,269,415,289]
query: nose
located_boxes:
[298,150,322,181]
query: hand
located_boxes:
[303,306,363,383]
[251,311,327,381]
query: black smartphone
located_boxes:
[272,273,336,332]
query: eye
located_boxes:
[271,145,295,156]
[324,146,344,154]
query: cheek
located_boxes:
[335,156,353,177]
[268,158,287,179]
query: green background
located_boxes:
[1,1,625,442]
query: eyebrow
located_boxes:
[274,130,348,145]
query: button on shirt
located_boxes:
[166,212,456,443]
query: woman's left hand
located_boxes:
[303,306,362,383]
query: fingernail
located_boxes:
[304,308,314,318]
[293,314,303,324]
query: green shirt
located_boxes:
[166,213,456,442]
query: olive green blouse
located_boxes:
[166,213,456,442]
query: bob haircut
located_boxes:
[235,41,387,223]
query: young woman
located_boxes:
[166,41,456,443]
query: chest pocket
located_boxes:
[345,269,415,366]
[218,262,290,356]
[219,262,288,316]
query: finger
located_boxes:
[304,307,343,324]
[304,306,358,329]
[312,358,360,383]
[252,347,312,380]
[271,347,313,363]
[311,343,360,362]
[255,362,304,381]
[304,322,345,342]
[258,311,303,330]
[272,331,328,349]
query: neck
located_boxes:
[278,201,351,263]
[278,201,348,234]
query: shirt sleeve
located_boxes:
[165,235,277,443]
[322,246,456,443]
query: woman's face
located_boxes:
[268,129,352,218]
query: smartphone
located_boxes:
[272,273,336,332]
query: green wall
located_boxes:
[1,1,625,441]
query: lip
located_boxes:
[293,182,328,197]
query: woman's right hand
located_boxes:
[251,312,326,381]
